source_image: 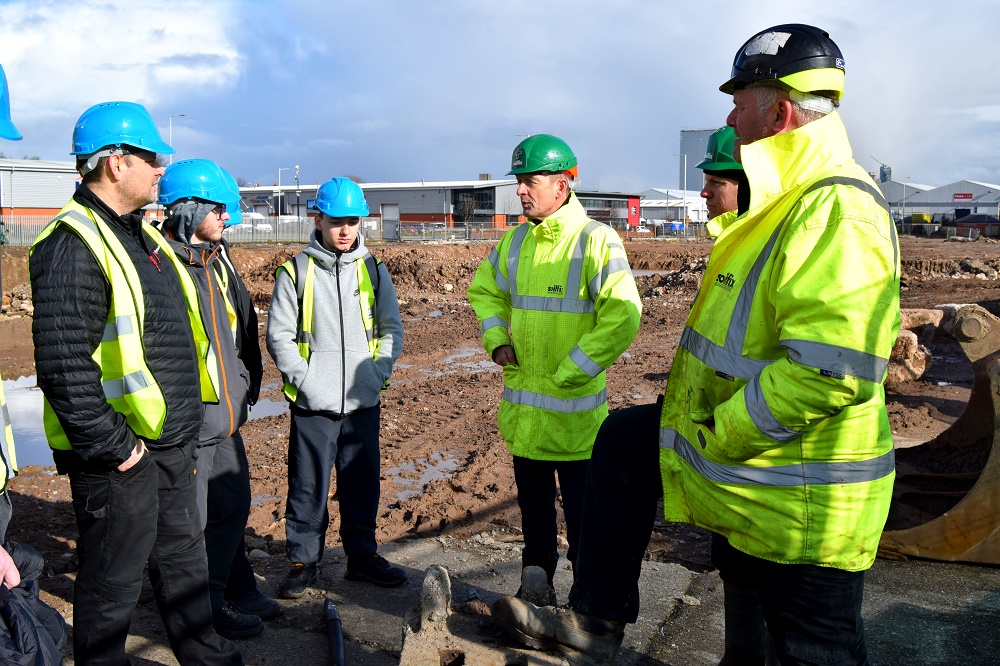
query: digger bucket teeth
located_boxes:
[880,305,1000,564]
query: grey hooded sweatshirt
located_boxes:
[266,231,403,415]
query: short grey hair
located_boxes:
[749,84,838,124]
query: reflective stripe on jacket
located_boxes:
[468,193,642,461]
[30,200,213,449]
[658,112,900,571]
[276,250,381,402]
[0,377,15,492]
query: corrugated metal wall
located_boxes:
[0,168,77,209]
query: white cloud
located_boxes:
[0,0,243,119]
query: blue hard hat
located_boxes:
[0,63,22,141]
[313,177,369,217]
[219,168,243,227]
[158,158,231,207]
[71,101,174,156]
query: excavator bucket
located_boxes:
[880,304,1000,564]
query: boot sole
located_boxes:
[344,571,407,588]
[493,613,610,666]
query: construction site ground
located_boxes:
[0,236,997,665]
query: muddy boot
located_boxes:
[517,565,557,607]
[492,596,624,666]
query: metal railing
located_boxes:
[0,215,711,247]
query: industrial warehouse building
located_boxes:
[5,155,1000,243]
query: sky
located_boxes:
[1,0,999,193]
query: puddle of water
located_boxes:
[4,376,52,468]
[428,310,443,318]
[633,269,673,277]
[251,493,279,506]
[384,451,460,501]
[249,398,289,420]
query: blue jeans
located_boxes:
[568,402,870,666]
[285,405,381,563]
[69,445,241,665]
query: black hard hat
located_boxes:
[719,24,845,99]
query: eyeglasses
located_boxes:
[115,147,165,168]
[210,204,227,217]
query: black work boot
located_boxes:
[492,596,624,666]
[228,588,282,620]
[277,562,318,599]
[213,601,264,640]
[345,553,407,588]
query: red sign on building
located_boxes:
[953,193,974,200]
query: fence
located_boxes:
[0,215,709,247]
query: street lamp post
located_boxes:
[294,165,300,220]
[168,114,186,163]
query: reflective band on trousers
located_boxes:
[659,428,895,486]
[503,386,607,413]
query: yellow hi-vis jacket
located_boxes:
[0,376,16,492]
[275,251,383,402]
[659,112,900,571]
[468,193,642,461]
[31,200,218,449]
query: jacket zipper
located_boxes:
[335,253,346,415]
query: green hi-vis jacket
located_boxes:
[31,200,217,450]
[468,193,642,461]
[659,112,900,571]
[0,377,16,492]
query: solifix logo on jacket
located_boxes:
[547,284,564,294]
[714,272,737,291]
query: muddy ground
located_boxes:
[0,235,996,663]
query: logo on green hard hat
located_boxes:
[511,146,526,170]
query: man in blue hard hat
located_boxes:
[158,159,280,640]
[30,102,243,664]
[267,177,406,597]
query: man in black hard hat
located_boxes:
[493,24,899,666]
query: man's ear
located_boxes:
[773,98,799,135]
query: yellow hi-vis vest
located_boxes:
[658,112,899,572]
[275,251,382,401]
[30,200,217,450]
[0,376,16,492]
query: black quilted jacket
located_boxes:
[30,186,203,472]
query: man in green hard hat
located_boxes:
[697,126,746,235]
[468,134,642,605]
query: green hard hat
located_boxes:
[507,134,578,176]
[696,126,742,172]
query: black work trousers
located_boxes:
[511,456,589,577]
[69,444,242,666]
[194,432,259,611]
[568,402,870,666]
[285,405,381,563]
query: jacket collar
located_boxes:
[73,184,146,238]
[738,111,853,212]
[530,192,588,238]
[304,230,366,270]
